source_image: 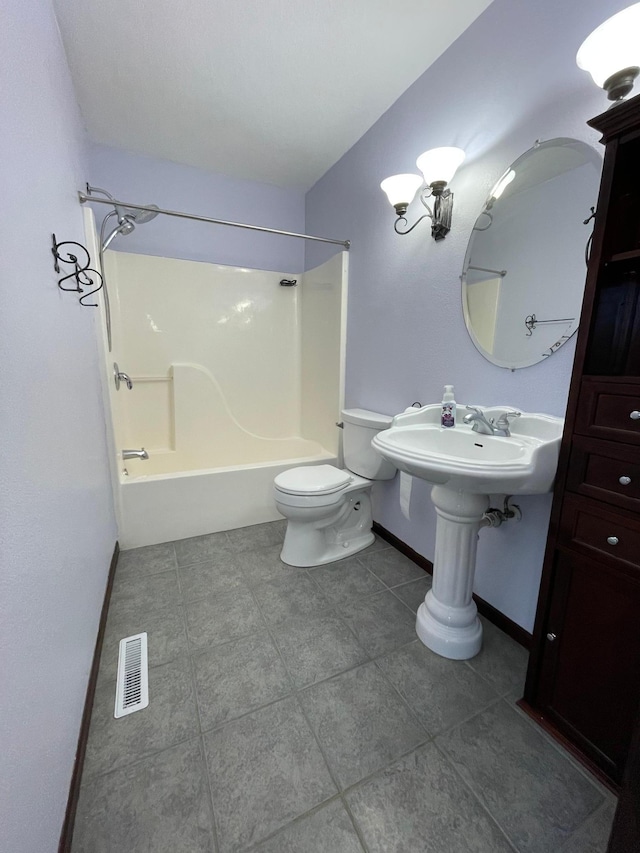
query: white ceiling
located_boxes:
[54,0,492,190]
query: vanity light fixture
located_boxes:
[380,146,465,241]
[577,3,640,102]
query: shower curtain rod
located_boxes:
[78,192,351,249]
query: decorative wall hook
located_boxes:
[51,233,104,307]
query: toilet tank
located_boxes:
[342,408,397,480]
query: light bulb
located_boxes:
[416,147,465,187]
[380,174,423,212]
[577,4,640,100]
[490,169,516,201]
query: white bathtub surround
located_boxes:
[89,221,348,547]
[416,486,487,659]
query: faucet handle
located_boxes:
[495,410,521,428]
[465,405,483,414]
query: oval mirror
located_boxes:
[461,138,601,369]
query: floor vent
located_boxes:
[114,632,149,718]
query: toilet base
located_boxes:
[280,528,374,567]
[278,487,375,567]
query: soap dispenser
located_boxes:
[441,385,456,428]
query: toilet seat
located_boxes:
[274,464,352,496]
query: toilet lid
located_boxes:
[274,464,352,496]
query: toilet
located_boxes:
[274,408,397,567]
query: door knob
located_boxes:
[630,411,640,420]
[607,536,619,545]
[619,476,632,485]
[546,632,557,642]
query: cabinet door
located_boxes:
[538,550,640,782]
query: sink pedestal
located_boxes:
[416,485,488,660]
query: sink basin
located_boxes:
[372,404,564,494]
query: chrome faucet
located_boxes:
[493,410,521,436]
[463,406,495,435]
[463,406,521,437]
[122,448,149,460]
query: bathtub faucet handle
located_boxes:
[113,362,133,391]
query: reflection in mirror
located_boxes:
[461,138,602,369]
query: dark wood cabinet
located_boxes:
[524,94,640,787]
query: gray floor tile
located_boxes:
[184,587,265,651]
[467,617,529,696]
[117,542,177,578]
[309,557,386,604]
[347,742,514,853]
[300,662,426,789]
[253,800,364,853]
[377,640,500,736]
[203,696,336,853]
[111,568,180,610]
[390,575,432,613]
[83,656,200,779]
[359,548,427,587]
[339,589,416,657]
[253,571,333,624]
[72,738,215,853]
[561,799,616,853]
[436,700,604,853]
[364,534,394,552]
[174,531,234,567]
[271,611,369,688]
[99,600,188,684]
[193,630,292,731]
[236,544,303,585]
[509,700,618,803]
[226,520,285,553]
[178,557,245,604]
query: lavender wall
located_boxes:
[88,143,306,272]
[0,1,116,850]
[305,0,630,631]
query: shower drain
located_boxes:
[114,632,149,718]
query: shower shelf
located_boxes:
[51,233,103,307]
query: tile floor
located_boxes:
[73,521,617,853]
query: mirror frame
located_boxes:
[461,137,602,370]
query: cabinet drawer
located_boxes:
[567,437,640,512]
[559,495,640,571]
[575,379,640,444]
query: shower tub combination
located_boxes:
[85,208,348,548]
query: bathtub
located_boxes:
[90,240,348,549]
[118,442,336,548]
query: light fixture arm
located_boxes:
[394,213,432,236]
[393,187,454,240]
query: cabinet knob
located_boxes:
[546,632,557,642]
[607,536,619,546]
[619,476,632,486]
[630,411,640,420]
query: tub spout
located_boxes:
[122,448,149,460]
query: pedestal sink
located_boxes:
[372,404,563,659]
